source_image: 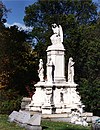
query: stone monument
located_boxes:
[27,23,83,114]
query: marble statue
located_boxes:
[47,57,54,82]
[68,57,75,83]
[70,109,88,126]
[50,23,63,45]
[26,23,84,115]
[38,59,44,82]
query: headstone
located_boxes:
[8,111,19,122]
[8,111,42,129]
[14,111,30,124]
[25,114,42,130]
[27,113,41,126]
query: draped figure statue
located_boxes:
[68,57,75,83]
[38,59,44,82]
[47,57,54,82]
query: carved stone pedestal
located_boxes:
[26,81,83,114]
[42,105,55,114]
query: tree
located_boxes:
[78,15,100,115]
[24,0,100,115]
[0,25,38,95]
[0,1,10,24]
[0,1,38,114]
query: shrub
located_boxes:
[0,89,22,114]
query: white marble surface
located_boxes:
[38,59,44,82]
[27,24,83,114]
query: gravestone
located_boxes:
[8,111,19,122]
[27,113,41,126]
[14,111,30,124]
[8,111,42,129]
[25,113,42,130]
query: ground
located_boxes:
[0,114,91,130]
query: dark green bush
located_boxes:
[0,89,22,114]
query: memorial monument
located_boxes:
[28,23,83,114]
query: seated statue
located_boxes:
[47,23,64,50]
[50,23,63,45]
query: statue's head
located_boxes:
[39,59,43,62]
[69,57,73,61]
[52,23,57,28]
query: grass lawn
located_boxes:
[0,114,25,130]
[41,120,91,130]
[0,114,91,130]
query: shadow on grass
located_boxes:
[42,126,90,130]
[42,126,49,129]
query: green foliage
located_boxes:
[78,19,100,115]
[0,89,22,114]
[0,24,38,95]
[79,78,100,115]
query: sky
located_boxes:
[2,0,37,24]
[2,0,37,30]
[1,0,100,30]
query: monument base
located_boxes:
[29,105,42,112]
[25,81,83,115]
[42,105,56,114]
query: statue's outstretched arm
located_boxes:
[59,25,63,43]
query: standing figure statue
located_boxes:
[47,57,54,82]
[50,23,63,45]
[68,57,75,83]
[38,59,44,82]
